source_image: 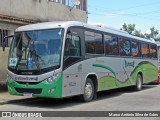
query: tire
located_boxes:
[80,78,95,102]
[134,74,143,91]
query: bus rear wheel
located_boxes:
[134,74,143,91]
[80,78,94,102]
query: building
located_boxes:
[0,0,88,83]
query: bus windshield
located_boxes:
[8,29,64,71]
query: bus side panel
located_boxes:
[97,58,158,91]
[130,60,158,84]
[62,64,82,97]
[62,57,158,97]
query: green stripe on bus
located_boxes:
[93,63,116,77]
[97,76,131,91]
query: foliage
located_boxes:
[122,23,135,34]
[134,30,145,38]
[121,23,160,41]
[155,37,160,41]
[144,27,159,39]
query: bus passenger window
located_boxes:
[85,31,104,54]
[141,43,150,58]
[85,31,95,54]
[105,35,119,55]
[150,44,157,58]
[94,33,104,54]
[131,41,140,57]
[119,38,131,56]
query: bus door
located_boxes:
[62,28,83,97]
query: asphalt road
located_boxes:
[1,85,160,120]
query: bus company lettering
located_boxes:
[125,60,135,68]
[15,76,38,81]
[96,58,104,63]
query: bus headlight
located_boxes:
[44,73,60,84]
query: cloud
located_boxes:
[141,31,145,35]
[146,30,151,34]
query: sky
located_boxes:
[88,0,160,33]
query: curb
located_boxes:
[0,98,39,105]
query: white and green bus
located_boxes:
[157,42,160,65]
[4,21,158,102]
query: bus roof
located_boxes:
[16,21,84,32]
[16,21,156,44]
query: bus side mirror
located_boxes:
[2,35,13,51]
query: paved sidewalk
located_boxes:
[0,84,35,105]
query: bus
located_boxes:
[157,42,160,65]
[156,42,160,83]
[4,21,158,102]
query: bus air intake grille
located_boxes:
[14,87,42,94]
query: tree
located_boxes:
[122,23,135,34]
[155,37,160,41]
[121,24,160,40]
[121,23,144,37]
[145,27,159,39]
[134,30,145,38]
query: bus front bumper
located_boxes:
[7,75,62,98]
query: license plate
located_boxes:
[23,92,33,97]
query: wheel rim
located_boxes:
[84,82,93,99]
[137,76,142,89]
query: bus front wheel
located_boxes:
[134,74,143,91]
[80,78,94,102]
